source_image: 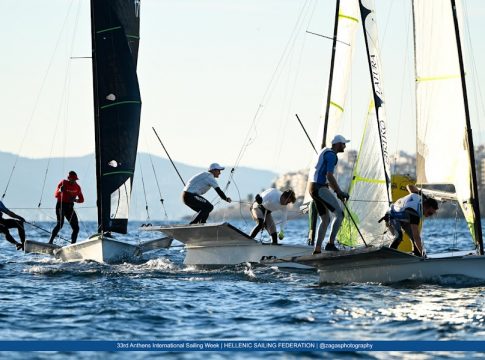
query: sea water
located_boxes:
[1,217,485,359]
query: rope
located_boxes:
[147,152,168,219]
[2,0,77,201]
[139,160,150,222]
[224,0,314,191]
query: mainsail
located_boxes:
[91,0,142,234]
[338,0,391,247]
[413,0,483,252]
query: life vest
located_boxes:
[54,180,84,204]
[390,193,422,219]
[309,148,338,185]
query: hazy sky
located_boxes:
[2,0,485,175]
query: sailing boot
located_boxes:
[270,232,278,245]
[324,242,339,251]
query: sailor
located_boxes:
[385,184,438,257]
[308,134,350,254]
[182,163,232,224]
[249,188,296,245]
[0,200,26,250]
[48,171,84,244]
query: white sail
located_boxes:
[303,0,359,211]
[413,0,477,241]
[338,0,391,247]
[317,0,360,147]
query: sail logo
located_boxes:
[369,55,383,99]
[377,112,391,171]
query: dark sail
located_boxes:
[91,0,141,234]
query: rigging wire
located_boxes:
[273,0,317,171]
[152,127,185,187]
[138,159,151,223]
[147,151,169,219]
[463,1,484,146]
[140,126,170,220]
[38,0,83,208]
[2,0,77,201]
[224,0,314,192]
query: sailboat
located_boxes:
[283,0,485,283]
[24,0,172,263]
[141,0,363,267]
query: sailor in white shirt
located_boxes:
[249,188,296,244]
[182,163,232,224]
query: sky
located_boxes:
[2,0,485,175]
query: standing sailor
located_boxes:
[48,171,84,244]
[182,163,232,224]
[0,200,26,250]
[308,134,350,254]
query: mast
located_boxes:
[450,0,483,254]
[90,0,103,231]
[358,0,391,204]
[321,0,341,149]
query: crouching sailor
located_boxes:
[0,200,26,250]
[249,188,296,245]
[384,184,438,257]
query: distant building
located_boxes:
[477,145,485,186]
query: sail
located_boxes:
[318,0,360,148]
[91,0,142,234]
[339,102,389,247]
[303,0,359,213]
[413,0,480,245]
[338,0,391,247]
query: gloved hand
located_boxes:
[226,197,232,203]
[59,185,64,193]
[337,191,350,201]
[278,230,285,240]
[17,216,25,223]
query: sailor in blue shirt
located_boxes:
[308,134,350,254]
[0,200,26,250]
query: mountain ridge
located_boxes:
[0,151,277,221]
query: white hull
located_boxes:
[54,236,141,263]
[319,253,485,284]
[292,247,485,284]
[25,236,172,264]
[185,244,313,268]
[142,222,314,268]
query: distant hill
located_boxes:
[0,151,277,221]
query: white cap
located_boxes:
[209,163,225,171]
[331,134,350,145]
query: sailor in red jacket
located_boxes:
[48,171,84,244]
